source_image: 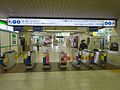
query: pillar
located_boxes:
[24,27,32,51]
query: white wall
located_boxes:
[113,19,120,52]
[0,30,18,56]
[0,31,10,55]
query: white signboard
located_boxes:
[8,18,116,27]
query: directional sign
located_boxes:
[33,26,43,32]
[8,18,116,27]
[13,26,23,31]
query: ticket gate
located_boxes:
[1,50,18,71]
[59,51,67,69]
[93,50,107,67]
[81,50,94,68]
[24,51,36,70]
[71,49,81,69]
[43,51,50,69]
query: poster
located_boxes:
[11,33,17,45]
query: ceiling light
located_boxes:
[0,18,7,21]
[44,30,63,32]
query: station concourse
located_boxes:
[0,0,120,90]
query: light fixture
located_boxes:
[44,30,63,32]
[44,29,81,32]
[0,18,7,21]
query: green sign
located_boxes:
[12,34,16,38]
[12,34,17,45]
[0,21,7,25]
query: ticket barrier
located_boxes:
[72,50,81,68]
[43,51,50,69]
[0,56,3,73]
[59,51,67,69]
[0,50,18,71]
[81,50,94,68]
[89,51,94,68]
[99,50,107,67]
[94,50,107,67]
[23,51,36,70]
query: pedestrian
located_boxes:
[36,39,39,51]
[79,39,88,50]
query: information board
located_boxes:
[8,18,116,27]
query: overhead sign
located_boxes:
[89,27,98,32]
[33,26,43,32]
[0,20,14,31]
[8,18,116,27]
[13,26,23,31]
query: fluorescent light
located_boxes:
[7,26,13,31]
[64,30,78,32]
[44,30,63,32]
[44,30,80,32]
[0,18,7,21]
[0,24,7,30]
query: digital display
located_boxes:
[8,18,116,27]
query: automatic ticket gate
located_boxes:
[80,50,94,68]
[59,51,67,69]
[94,50,107,67]
[23,51,36,70]
[81,49,107,68]
[43,50,50,69]
[71,49,81,69]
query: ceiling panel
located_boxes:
[0,0,120,19]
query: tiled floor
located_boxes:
[0,70,120,90]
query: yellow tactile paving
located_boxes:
[111,69,120,73]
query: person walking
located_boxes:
[36,39,39,51]
[79,39,88,50]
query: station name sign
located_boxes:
[8,18,116,27]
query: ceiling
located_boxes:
[0,0,120,19]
